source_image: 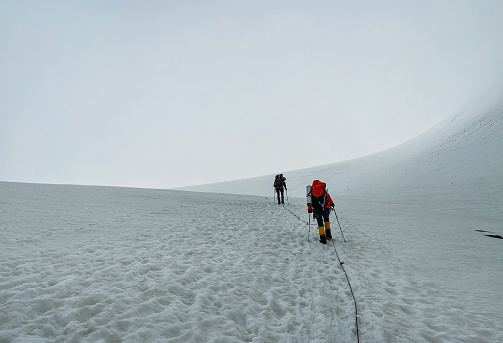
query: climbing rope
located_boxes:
[281,203,360,343]
[282,204,309,226]
[330,239,360,343]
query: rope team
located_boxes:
[274,175,359,342]
[273,175,336,244]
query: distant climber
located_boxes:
[273,174,287,204]
[307,180,334,244]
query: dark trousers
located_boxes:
[314,206,330,227]
[275,187,284,204]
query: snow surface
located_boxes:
[1,92,503,342]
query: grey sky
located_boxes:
[1,0,503,189]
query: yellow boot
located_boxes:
[318,226,327,244]
[325,222,332,240]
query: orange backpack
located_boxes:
[311,180,326,197]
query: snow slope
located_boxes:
[175,91,503,342]
[179,91,503,206]
[1,185,361,342]
[1,91,502,342]
[2,182,501,343]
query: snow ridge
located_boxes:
[179,92,503,206]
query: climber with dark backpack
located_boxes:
[273,174,287,204]
[306,180,335,244]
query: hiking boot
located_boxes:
[324,222,332,240]
[318,226,326,244]
[326,229,332,240]
[319,234,327,244]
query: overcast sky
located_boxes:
[1,0,503,189]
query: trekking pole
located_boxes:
[308,213,311,242]
[286,189,289,204]
[333,208,347,242]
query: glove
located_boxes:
[308,206,313,213]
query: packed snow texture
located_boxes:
[1,92,503,342]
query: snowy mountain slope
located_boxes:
[1,180,502,342]
[0,184,362,342]
[2,181,501,343]
[178,92,503,208]
[1,91,502,342]
[166,90,503,342]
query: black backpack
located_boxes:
[274,174,285,187]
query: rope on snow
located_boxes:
[329,239,360,343]
[281,203,360,343]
